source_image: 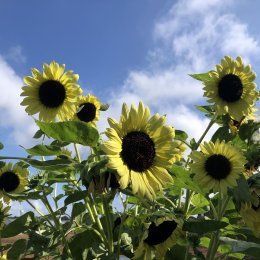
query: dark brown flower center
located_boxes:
[218,74,243,102]
[76,102,96,122]
[205,154,231,180]
[121,131,155,172]
[105,172,120,189]
[144,220,177,246]
[39,80,66,108]
[0,171,20,192]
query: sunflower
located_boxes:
[134,216,184,260]
[0,163,29,203]
[0,255,7,260]
[74,95,101,126]
[190,140,246,194]
[102,101,183,199]
[21,61,82,122]
[203,56,259,121]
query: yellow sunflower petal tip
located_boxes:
[102,101,183,199]
[203,56,258,121]
[21,61,82,122]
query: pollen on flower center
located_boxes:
[77,102,96,122]
[0,171,20,192]
[121,131,155,172]
[144,220,177,246]
[205,154,231,180]
[218,74,243,102]
[39,80,66,108]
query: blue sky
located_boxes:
[0,0,260,214]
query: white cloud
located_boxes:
[0,56,37,147]
[102,0,259,143]
[4,46,26,64]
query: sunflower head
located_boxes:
[134,216,184,260]
[203,56,259,121]
[102,101,183,199]
[73,95,101,126]
[190,140,246,194]
[0,162,29,203]
[21,61,82,122]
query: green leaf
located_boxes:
[33,129,45,139]
[220,237,260,256]
[191,194,209,208]
[64,190,88,206]
[7,239,27,260]
[0,161,5,168]
[25,158,75,171]
[238,120,260,141]
[100,103,110,111]
[2,212,34,238]
[71,202,85,220]
[231,174,252,209]
[211,126,233,142]
[170,165,203,193]
[69,230,101,259]
[36,120,99,146]
[24,144,62,156]
[175,130,188,141]
[0,142,4,150]
[189,72,212,81]
[183,220,228,234]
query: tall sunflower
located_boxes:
[190,140,246,194]
[74,95,101,126]
[134,216,184,260]
[203,56,259,121]
[102,101,183,200]
[21,61,82,122]
[0,163,29,203]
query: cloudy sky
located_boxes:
[1,0,260,215]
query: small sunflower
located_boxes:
[74,95,101,126]
[102,102,183,199]
[21,61,82,122]
[203,56,259,121]
[190,140,246,194]
[134,216,184,260]
[0,163,29,203]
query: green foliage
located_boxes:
[2,212,34,238]
[183,220,228,234]
[36,120,99,146]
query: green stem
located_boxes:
[206,194,230,260]
[73,143,82,162]
[103,196,114,254]
[25,199,55,229]
[162,195,177,208]
[117,194,128,260]
[41,189,73,259]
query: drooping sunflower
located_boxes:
[74,95,101,126]
[102,101,183,200]
[190,140,246,194]
[21,61,82,122]
[0,163,29,203]
[203,56,259,121]
[134,216,184,260]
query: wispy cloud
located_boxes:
[101,0,259,141]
